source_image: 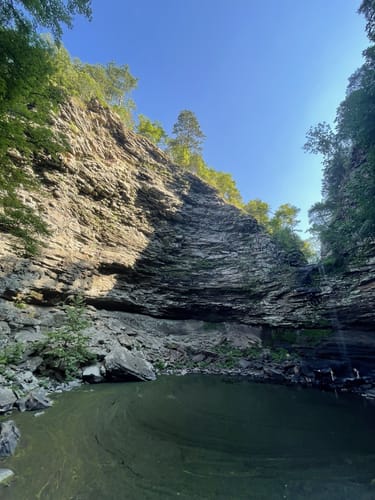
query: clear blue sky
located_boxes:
[62,0,368,233]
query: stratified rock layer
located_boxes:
[0,98,374,334]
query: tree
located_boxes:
[137,114,167,147]
[270,204,300,232]
[244,199,313,261]
[50,47,138,128]
[244,199,270,227]
[170,109,206,156]
[359,0,375,42]
[0,0,92,39]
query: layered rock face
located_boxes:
[0,98,374,333]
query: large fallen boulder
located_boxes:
[0,421,20,457]
[104,347,156,382]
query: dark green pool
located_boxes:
[1,376,375,499]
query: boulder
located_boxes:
[0,421,20,457]
[192,353,206,363]
[82,364,104,383]
[104,347,156,381]
[16,391,52,412]
[0,388,16,413]
[238,358,252,369]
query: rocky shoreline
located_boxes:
[1,323,375,419]
[1,297,375,420]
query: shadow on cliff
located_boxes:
[87,170,322,325]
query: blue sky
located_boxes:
[62,0,368,233]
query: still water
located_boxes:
[1,376,375,500]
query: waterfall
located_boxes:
[318,263,352,374]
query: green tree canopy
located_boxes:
[0,0,92,38]
[136,114,167,147]
[244,199,270,227]
[50,44,138,127]
[270,204,300,232]
[170,109,206,155]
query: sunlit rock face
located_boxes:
[0,99,374,330]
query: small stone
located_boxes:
[0,469,14,484]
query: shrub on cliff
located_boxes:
[35,296,95,379]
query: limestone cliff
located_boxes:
[0,98,374,332]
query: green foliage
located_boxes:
[0,2,92,253]
[212,342,262,362]
[36,295,95,379]
[170,109,206,155]
[269,203,299,232]
[244,200,315,262]
[167,111,244,207]
[137,114,167,147]
[244,199,270,227]
[0,342,24,366]
[359,0,375,42]
[269,328,332,347]
[0,0,92,39]
[270,348,289,363]
[0,28,63,253]
[305,2,375,264]
[196,161,244,207]
[49,43,138,128]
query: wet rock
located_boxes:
[0,469,14,483]
[238,358,252,369]
[0,388,16,413]
[19,356,44,373]
[13,370,39,391]
[16,391,52,412]
[0,321,11,335]
[263,367,285,381]
[82,364,104,383]
[362,389,375,400]
[0,421,20,457]
[104,347,156,381]
[192,353,206,363]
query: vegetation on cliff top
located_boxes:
[305,0,375,267]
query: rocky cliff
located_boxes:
[0,99,316,325]
[0,99,375,392]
